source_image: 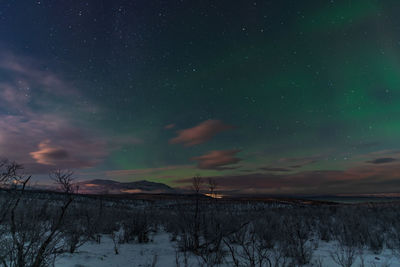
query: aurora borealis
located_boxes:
[2,0,400,195]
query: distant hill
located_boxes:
[75,179,176,194]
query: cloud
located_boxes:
[0,51,78,98]
[0,50,140,174]
[278,155,322,164]
[169,119,233,146]
[240,169,255,173]
[0,113,142,174]
[290,165,302,168]
[105,165,193,179]
[174,162,400,195]
[277,155,323,168]
[260,167,291,172]
[0,50,80,118]
[0,114,109,173]
[174,171,341,194]
[30,140,69,165]
[191,149,241,170]
[367,157,396,164]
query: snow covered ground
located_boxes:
[56,232,400,267]
[56,233,175,267]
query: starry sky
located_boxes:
[1,0,400,195]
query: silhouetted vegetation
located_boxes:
[1,168,400,266]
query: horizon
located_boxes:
[2,1,400,195]
[23,177,400,198]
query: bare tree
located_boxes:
[31,170,77,266]
[0,167,76,267]
[223,223,272,267]
[49,169,76,195]
[330,223,358,267]
[192,176,203,194]
[207,178,217,199]
[0,160,27,226]
[0,159,23,184]
[111,231,120,255]
[192,176,203,252]
[330,243,358,267]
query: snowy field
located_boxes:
[3,185,400,267]
[55,232,400,267]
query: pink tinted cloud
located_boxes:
[0,113,142,174]
[30,140,69,165]
[170,120,233,146]
[191,149,241,170]
[0,113,143,174]
[0,114,109,173]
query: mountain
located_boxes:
[76,179,176,194]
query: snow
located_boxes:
[314,241,399,267]
[56,233,176,267]
[55,232,400,267]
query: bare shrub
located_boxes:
[0,167,76,267]
[122,209,154,243]
[280,216,313,265]
[223,223,272,267]
[330,223,359,267]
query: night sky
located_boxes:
[2,0,400,195]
